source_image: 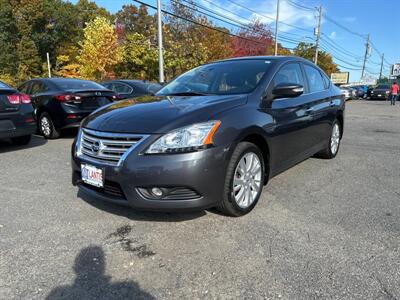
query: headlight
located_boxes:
[146,120,221,154]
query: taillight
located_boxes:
[54,94,82,102]
[20,94,31,104]
[6,94,31,104]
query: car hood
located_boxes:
[372,89,389,93]
[82,94,247,134]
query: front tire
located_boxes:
[11,135,31,145]
[316,120,341,159]
[39,112,60,139]
[217,142,265,217]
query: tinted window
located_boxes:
[157,60,272,96]
[52,79,106,90]
[19,82,31,94]
[321,73,330,89]
[30,82,47,94]
[147,83,161,94]
[273,63,305,87]
[304,65,325,93]
[113,83,133,94]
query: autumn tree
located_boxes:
[78,17,123,80]
[231,19,273,57]
[294,42,338,75]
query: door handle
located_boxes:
[305,107,314,114]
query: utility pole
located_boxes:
[157,0,164,83]
[314,5,322,65]
[274,0,280,56]
[46,52,51,78]
[361,33,370,80]
[379,53,384,80]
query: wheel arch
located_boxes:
[239,132,271,184]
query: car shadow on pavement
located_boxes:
[77,190,207,222]
[0,135,47,153]
[46,245,154,300]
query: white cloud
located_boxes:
[329,31,337,39]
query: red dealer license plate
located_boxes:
[81,164,104,188]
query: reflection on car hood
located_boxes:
[82,94,247,134]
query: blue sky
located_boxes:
[72,0,399,82]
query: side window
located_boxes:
[273,63,305,87]
[113,83,133,94]
[304,65,325,93]
[30,82,45,95]
[19,82,31,94]
[321,72,330,89]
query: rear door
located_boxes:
[265,62,315,172]
[302,63,335,147]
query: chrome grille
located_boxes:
[78,128,147,166]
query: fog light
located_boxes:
[151,187,163,197]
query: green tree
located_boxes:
[0,0,18,76]
[294,42,338,75]
[78,17,123,80]
[118,32,158,80]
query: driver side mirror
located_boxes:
[272,83,304,99]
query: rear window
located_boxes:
[53,79,106,90]
[147,83,161,94]
[0,81,11,89]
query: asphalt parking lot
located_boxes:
[1,100,399,299]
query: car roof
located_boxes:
[105,80,160,85]
[214,55,311,64]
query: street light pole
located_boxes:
[46,52,51,78]
[314,6,322,65]
[157,0,164,83]
[274,0,280,56]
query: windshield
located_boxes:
[376,85,389,89]
[53,79,107,90]
[157,60,272,96]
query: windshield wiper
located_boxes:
[162,91,213,96]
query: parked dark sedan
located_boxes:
[370,84,390,100]
[72,56,344,216]
[102,80,162,100]
[18,78,117,139]
[0,81,36,145]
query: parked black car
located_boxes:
[370,84,390,100]
[0,81,36,145]
[102,80,162,100]
[18,78,117,139]
[72,56,344,216]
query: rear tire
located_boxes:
[11,135,31,146]
[316,120,341,159]
[39,112,60,139]
[217,142,265,217]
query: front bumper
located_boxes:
[370,93,389,100]
[71,140,230,211]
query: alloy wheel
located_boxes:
[330,123,340,155]
[40,116,51,137]
[233,152,262,209]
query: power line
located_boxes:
[323,14,367,39]
[224,0,314,33]
[285,0,316,12]
[133,0,274,47]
